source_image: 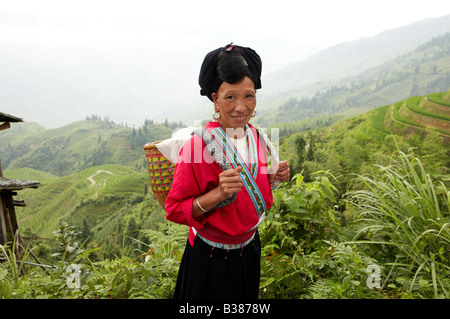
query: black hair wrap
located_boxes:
[199,43,262,102]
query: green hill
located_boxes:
[4,167,57,183]
[0,118,178,176]
[6,165,141,236]
[280,90,450,196]
[5,164,165,260]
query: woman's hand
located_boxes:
[192,166,243,218]
[269,160,290,184]
[217,166,243,199]
[276,161,290,182]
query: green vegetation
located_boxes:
[0,117,184,176]
[392,100,421,128]
[0,222,183,298]
[260,151,450,298]
[5,164,166,262]
[1,88,449,299]
[1,150,448,299]
[346,154,450,298]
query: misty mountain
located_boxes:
[255,32,450,127]
[258,14,450,110]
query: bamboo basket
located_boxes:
[143,141,175,209]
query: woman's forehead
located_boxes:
[218,77,255,94]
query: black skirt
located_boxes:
[173,231,261,299]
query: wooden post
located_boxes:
[0,192,8,244]
[5,191,19,237]
[0,159,5,244]
[0,190,25,273]
[2,194,17,244]
[0,113,27,273]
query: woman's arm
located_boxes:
[166,135,245,226]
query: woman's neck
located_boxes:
[219,123,247,139]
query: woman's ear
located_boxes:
[212,92,218,110]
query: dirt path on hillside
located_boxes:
[88,170,114,185]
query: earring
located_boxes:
[212,111,220,120]
[252,110,256,117]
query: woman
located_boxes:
[165,43,290,299]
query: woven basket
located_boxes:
[143,141,175,209]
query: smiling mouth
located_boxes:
[232,115,247,120]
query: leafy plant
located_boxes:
[263,172,341,253]
[259,172,343,298]
[0,237,33,298]
[51,222,85,265]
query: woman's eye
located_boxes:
[225,96,235,100]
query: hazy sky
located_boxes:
[1,0,450,128]
[2,0,450,73]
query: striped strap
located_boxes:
[210,124,267,218]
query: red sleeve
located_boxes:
[165,134,220,229]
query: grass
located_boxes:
[346,151,450,298]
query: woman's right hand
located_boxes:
[192,166,243,218]
[218,166,243,199]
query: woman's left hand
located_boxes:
[276,160,290,182]
[269,160,290,183]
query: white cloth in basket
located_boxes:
[155,126,196,164]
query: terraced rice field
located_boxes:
[371,90,450,138]
[5,164,148,237]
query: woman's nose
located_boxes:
[234,97,248,112]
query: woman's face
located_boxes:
[212,76,256,138]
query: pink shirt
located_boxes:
[165,121,273,246]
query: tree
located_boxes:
[293,135,306,174]
[80,218,92,244]
[342,137,367,174]
[306,131,319,161]
[125,218,139,247]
